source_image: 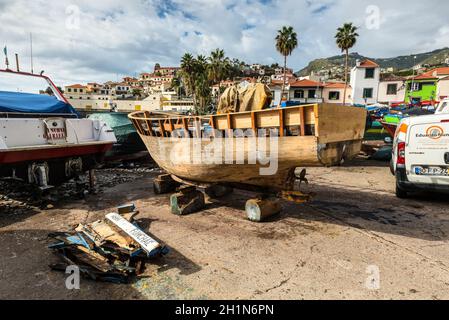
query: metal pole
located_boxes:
[30,33,34,74]
[15,53,19,72]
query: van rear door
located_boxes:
[406,117,449,186]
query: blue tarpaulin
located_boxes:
[0,91,78,115]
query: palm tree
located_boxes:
[180,53,198,111]
[208,48,230,85]
[195,73,212,115]
[275,26,298,102]
[171,76,182,99]
[180,53,195,95]
[335,22,359,105]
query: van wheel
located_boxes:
[395,184,408,199]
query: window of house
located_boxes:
[365,68,375,79]
[67,88,72,92]
[410,82,421,92]
[363,88,373,99]
[74,89,78,93]
[294,90,304,99]
[387,84,398,95]
[329,91,340,100]
[308,89,316,99]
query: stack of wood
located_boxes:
[48,204,169,284]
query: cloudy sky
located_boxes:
[1,0,449,86]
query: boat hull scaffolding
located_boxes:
[129,104,367,191]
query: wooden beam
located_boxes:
[158,120,166,137]
[251,111,257,134]
[210,115,217,137]
[299,107,306,136]
[313,104,319,136]
[279,108,284,137]
[145,119,153,136]
[182,117,190,138]
[133,119,144,136]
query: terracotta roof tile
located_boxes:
[358,59,379,68]
[66,84,86,88]
[324,82,350,89]
[290,79,324,87]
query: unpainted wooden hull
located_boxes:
[139,134,362,190]
[130,103,367,190]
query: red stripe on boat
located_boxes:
[0,144,113,164]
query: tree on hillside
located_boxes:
[132,88,142,97]
[208,48,231,85]
[335,22,359,105]
[180,53,197,108]
[275,26,298,104]
[170,76,184,99]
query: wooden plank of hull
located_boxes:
[317,104,367,144]
[139,135,319,190]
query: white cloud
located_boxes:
[0,0,448,86]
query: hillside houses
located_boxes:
[62,56,449,114]
[63,63,192,112]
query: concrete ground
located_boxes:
[1,159,449,300]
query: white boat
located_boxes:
[0,69,116,188]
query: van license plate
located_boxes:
[414,166,449,176]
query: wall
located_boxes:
[322,87,352,104]
[377,80,406,104]
[437,79,449,100]
[68,94,162,112]
[404,80,437,103]
[270,87,283,106]
[350,66,380,105]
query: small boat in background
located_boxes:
[87,112,146,159]
[0,69,116,188]
[380,107,435,138]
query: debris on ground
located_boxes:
[0,163,162,214]
[47,204,169,284]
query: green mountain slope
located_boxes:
[297,48,449,76]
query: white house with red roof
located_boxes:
[350,59,380,105]
[288,79,324,104]
[378,75,406,105]
[322,82,352,104]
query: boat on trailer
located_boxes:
[128,103,367,192]
[0,69,116,188]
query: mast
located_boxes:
[30,33,34,74]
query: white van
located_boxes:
[391,113,449,198]
[435,98,449,114]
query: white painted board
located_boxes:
[106,213,160,254]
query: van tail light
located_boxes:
[397,142,406,165]
[441,119,449,123]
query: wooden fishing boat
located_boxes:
[129,103,366,192]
